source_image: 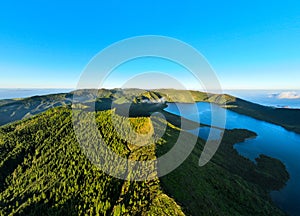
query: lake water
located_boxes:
[165,102,300,216]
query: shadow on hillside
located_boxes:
[82,98,168,117]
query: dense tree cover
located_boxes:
[0,105,289,215]
[0,108,183,215]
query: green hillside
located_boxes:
[0,106,289,215]
[0,93,71,126]
[0,107,184,215]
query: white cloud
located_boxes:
[276,91,300,99]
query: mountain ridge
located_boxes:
[1,88,299,134]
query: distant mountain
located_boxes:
[0,93,72,126]
[0,105,289,215]
[1,88,299,134]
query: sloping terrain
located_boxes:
[0,108,184,215]
[0,93,72,126]
[0,106,289,215]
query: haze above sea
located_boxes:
[225,90,300,109]
[0,89,73,100]
[0,89,300,109]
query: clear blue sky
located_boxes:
[0,0,299,89]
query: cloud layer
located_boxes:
[276,91,300,99]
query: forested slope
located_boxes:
[0,107,289,215]
[0,107,183,215]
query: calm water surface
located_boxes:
[165,102,300,216]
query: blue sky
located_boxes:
[0,0,299,89]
